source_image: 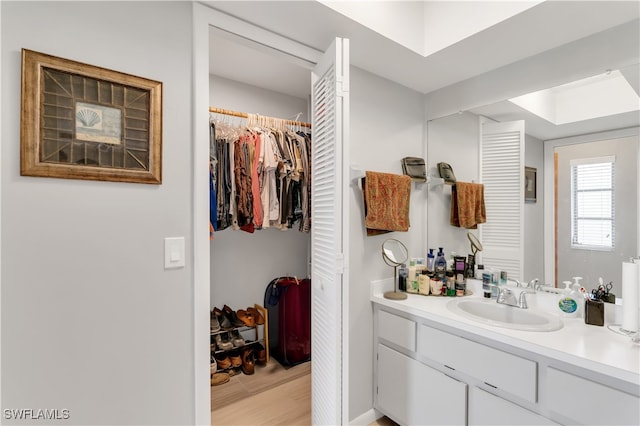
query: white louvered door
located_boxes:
[480,121,525,280]
[311,37,349,425]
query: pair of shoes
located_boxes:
[248,307,265,325]
[210,310,221,332]
[213,307,233,330]
[215,334,233,351]
[228,350,242,368]
[210,355,217,374]
[215,353,232,369]
[254,343,267,365]
[211,372,230,386]
[241,348,255,375]
[230,330,245,347]
[237,309,255,327]
[237,307,266,327]
[223,305,245,328]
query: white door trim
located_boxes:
[192,3,346,424]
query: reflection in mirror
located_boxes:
[467,232,483,258]
[381,238,409,300]
[545,132,638,298]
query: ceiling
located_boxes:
[205,1,640,141]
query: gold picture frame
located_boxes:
[21,49,162,184]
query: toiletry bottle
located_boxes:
[570,277,585,318]
[418,270,430,295]
[491,268,500,298]
[415,260,426,290]
[398,263,408,292]
[454,256,467,296]
[434,247,447,280]
[466,254,475,278]
[446,271,456,297]
[407,260,417,294]
[475,264,485,280]
[426,249,435,273]
[482,269,492,298]
[557,280,579,317]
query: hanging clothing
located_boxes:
[209,116,312,236]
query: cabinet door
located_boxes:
[469,387,558,426]
[546,367,640,425]
[377,344,467,425]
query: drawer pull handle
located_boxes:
[444,365,455,371]
[484,382,497,389]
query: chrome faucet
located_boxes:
[527,278,540,290]
[507,278,522,287]
[496,286,535,309]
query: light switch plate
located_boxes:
[164,237,185,269]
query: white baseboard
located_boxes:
[350,408,383,425]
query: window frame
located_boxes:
[570,156,615,251]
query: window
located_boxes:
[571,156,615,250]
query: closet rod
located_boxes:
[209,107,311,129]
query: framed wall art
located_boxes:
[525,166,537,202]
[20,49,162,184]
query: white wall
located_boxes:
[348,66,426,420]
[208,74,310,311]
[524,134,545,283]
[1,2,194,424]
[426,112,480,259]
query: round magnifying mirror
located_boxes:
[467,232,483,257]
[381,238,409,300]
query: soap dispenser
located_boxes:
[427,249,435,273]
[434,247,447,280]
[570,277,585,318]
[557,278,580,317]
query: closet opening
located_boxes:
[207,25,314,424]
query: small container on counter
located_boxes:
[418,271,430,295]
[585,298,605,326]
[446,271,456,297]
[430,276,442,296]
[398,263,408,292]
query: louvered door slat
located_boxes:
[311,37,349,426]
[480,121,525,280]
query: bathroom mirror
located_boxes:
[428,19,640,298]
[467,232,483,257]
[381,238,409,300]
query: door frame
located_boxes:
[192,3,332,423]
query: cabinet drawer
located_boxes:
[378,310,416,352]
[418,324,537,403]
[546,367,640,425]
[469,387,558,425]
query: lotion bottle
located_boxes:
[558,280,579,317]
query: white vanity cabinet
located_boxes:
[372,301,639,426]
[468,386,558,425]
[545,367,640,425]
[377,343,467,425]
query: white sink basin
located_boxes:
[447,298,563,332]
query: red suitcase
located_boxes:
[264,276,311,366]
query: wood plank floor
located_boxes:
[211,368,311,426]
[210,359,397,426]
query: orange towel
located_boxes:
[451,182,486,229]
[363,171,411,235]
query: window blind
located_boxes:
[570,156,615,250]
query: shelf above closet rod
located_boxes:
[209,107,311,129]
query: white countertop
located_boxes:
[371,278,640,387]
